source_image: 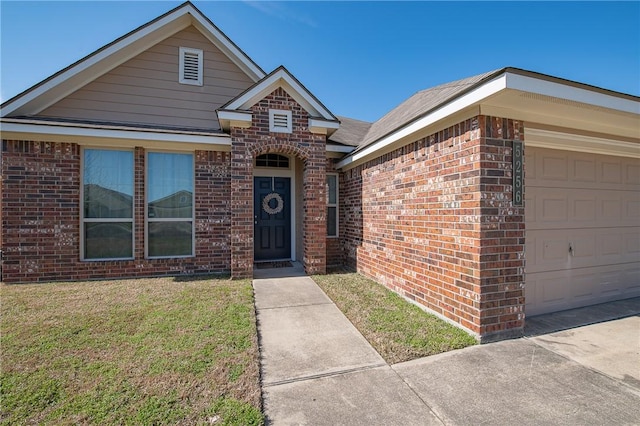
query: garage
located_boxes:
[524,145,640,316]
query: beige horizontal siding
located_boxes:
[39,26,254,130]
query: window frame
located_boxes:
[179,47,203,86]
[145,150,196,259]
[255,153,290,169]
[326,173,339,238]
[80,147,135,261]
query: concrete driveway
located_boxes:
[254,265,640,425]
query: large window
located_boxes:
[326,174,338,237]
[147,152,194,258]
[82,149,134,260]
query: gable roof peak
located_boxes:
[1,1,266,117]
[219,65,338,122]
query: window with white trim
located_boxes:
[82,149,134,260]
[255,153,290,168]
[326,174,338,237]
[146,152,194,258]
[179,47,203,86]
[269,109,292,133]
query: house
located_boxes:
[1,2,638,341]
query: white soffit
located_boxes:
[1,3,265,117]
[505,73,639,114]
[525,128,640,159]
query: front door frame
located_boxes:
[253,157,296,262]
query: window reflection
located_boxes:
[82,149,134,260]
[147,153,193,219]
[84,150,133,219]
[147,152,194,257]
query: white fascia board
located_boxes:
[188,7,264,81]
[309,118,340,135]
[217,110,252,122]
[326,144,356,153]
[505,73,639,114]
[226,69,334,120]
[336,74,508,169]
[0,122,231,146]
[525,127,640,158]
[2,10,192,117]
[217,110,252,130]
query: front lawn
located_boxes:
[1,276,263,425]
[313,271,477,364]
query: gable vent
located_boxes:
[179,47,203,86]
[269,109,293,133]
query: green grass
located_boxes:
[1,276,264,425]
[313,270,477,364]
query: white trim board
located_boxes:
[525,128,640,159]
[0,121,232,149]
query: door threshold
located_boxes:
[254,260,293,269]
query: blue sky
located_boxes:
[1,1,639,122]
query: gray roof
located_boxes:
[328,116,372,146]
[354,68,502,153]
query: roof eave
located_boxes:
[337,70,640,170]
[0,119,232,150]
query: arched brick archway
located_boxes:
[229,89,327,278]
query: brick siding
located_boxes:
[230,87,327,277]
[340,116,525,340]
[1,140,231,282]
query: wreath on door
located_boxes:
[262,192,284,215]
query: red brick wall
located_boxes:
[340,116,525,340]
[230,87,327,277]
[1,140,232,283]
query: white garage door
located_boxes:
[525,147,640,316]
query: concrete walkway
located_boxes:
[254,264,640,425]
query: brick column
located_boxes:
[477,116,526,341]
[230,130,255,278]
[302,144,327,275]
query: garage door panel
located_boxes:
[527,188,627,230]
[625,162,640,185]
[525,147,640,316]
[570,271,598,300]
[622,266,640,293]
[624,196,640,225]
[572,157,597,183]
[571,234,596,260]
[527,150,639,191]
[625,231,640,260]
[526,270,571,316]
[541,153,568,182]
[528,228,637,273]
[601,159,623,184]
[571,197,597,223]
[526,231,569,273]
[526,264,640,316]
